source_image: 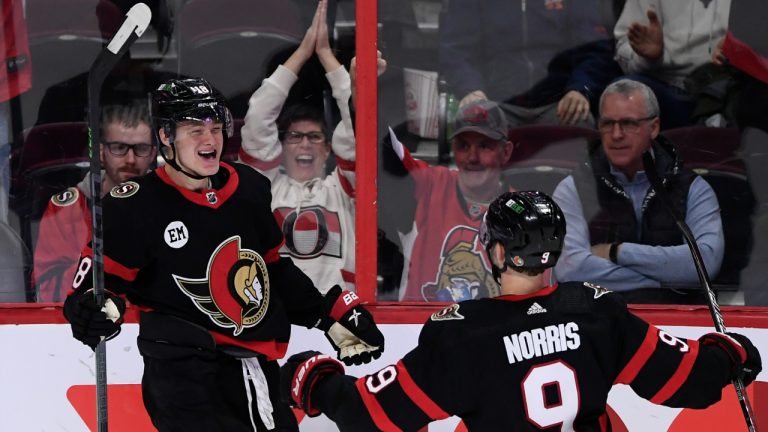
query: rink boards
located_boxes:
[1,303,766,431]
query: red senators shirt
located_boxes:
[0,0,31,101]
[34,186,91,302]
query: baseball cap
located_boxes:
[450,100,508,141]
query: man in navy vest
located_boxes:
[552,79,724,304]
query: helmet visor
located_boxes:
[171,103,234,138]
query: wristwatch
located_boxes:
[609,242,620,264]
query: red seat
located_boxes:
[222,118,245,162]
[502,125,598,195]
[19,0,123,129]
[505,125,599,169]
[661,127,745,175]
[661,127,754,288]
[178,0,303,118]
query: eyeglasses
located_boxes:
[103,141,154,157]
[283,131,326,145]
[597,115,657,134]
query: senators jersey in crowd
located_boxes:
[34,177,92,302]
[314,282,736,431]
[68,162,325,360]
[388,131,511,302]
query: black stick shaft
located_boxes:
[86,4,151,430]
[642,151,758,432]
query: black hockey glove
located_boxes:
[63,289,126,350]
[280,350,345,417]
[317,285,384,366]
[700,332,763,386]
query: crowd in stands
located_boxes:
[0,0,765,307]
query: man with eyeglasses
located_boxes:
[238,0,384,294]
[552,79,724,304]
[33,104,156,302]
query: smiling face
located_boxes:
[100,120,155,191]
[599,91,660,179]
[159,119,224,188]
[281,119,330,182]
[452,131,513,200]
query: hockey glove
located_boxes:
[280,350,345,417]
[317,285,384,366]
[63,289,126,350]
[700,332,763,386]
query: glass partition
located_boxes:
[374,0,768,307]
[1,0,766,310]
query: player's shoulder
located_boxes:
[553,281,628,316]
[227,161,272,191]
[103,171,160,209]
[49,186,82,207]
[421,300,490,339]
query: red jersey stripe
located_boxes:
[96,248,140,282]
[238,147,282,171]
[615,326,658,384]
[337,168,355,198]
[355,378,402,431]
[336,156,355,172]
[264,240,284,263]
[395,361,450,420]
[650,341,701,404]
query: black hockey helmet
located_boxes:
[152,77,233,141]
[151,77,234,178]
[479,191,565,280]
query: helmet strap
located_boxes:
[159,139,209,181]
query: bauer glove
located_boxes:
[280,350,345,417]
[699,332,763,386]
[63,289,125,350]
[317,285,384,366]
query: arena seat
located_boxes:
[20,0,122,129]
[503,125,598,195]
[10,122,90,275]
[662,126,755,289]
[177,0,303,119]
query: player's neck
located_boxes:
[164,164,209,191]
[498,272,545,296]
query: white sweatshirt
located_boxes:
[614,0,730,89]
[238,64,356,294]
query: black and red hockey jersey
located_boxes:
[69,162,325,360]
[314,282,735,431]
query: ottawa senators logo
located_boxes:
[421,225,499,302]
[110,181,140,198]
[51,187,79,207]
[173,236,269,335]
[431,304,465,322]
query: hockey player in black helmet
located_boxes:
[152,77,234,180]
[280,191,761,431]
[61,75,385,431]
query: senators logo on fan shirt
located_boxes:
[421,225,498,302]
[273,206,342,259]
[173,236,270,335]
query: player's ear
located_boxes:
[491,243,506,268]
[158,127,170,145]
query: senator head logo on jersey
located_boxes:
[172,236,270,335]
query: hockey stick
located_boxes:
[641,151,758,432]
[86,4,151,431]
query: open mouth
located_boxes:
[198,149,218,160]
[296,155,314,167]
